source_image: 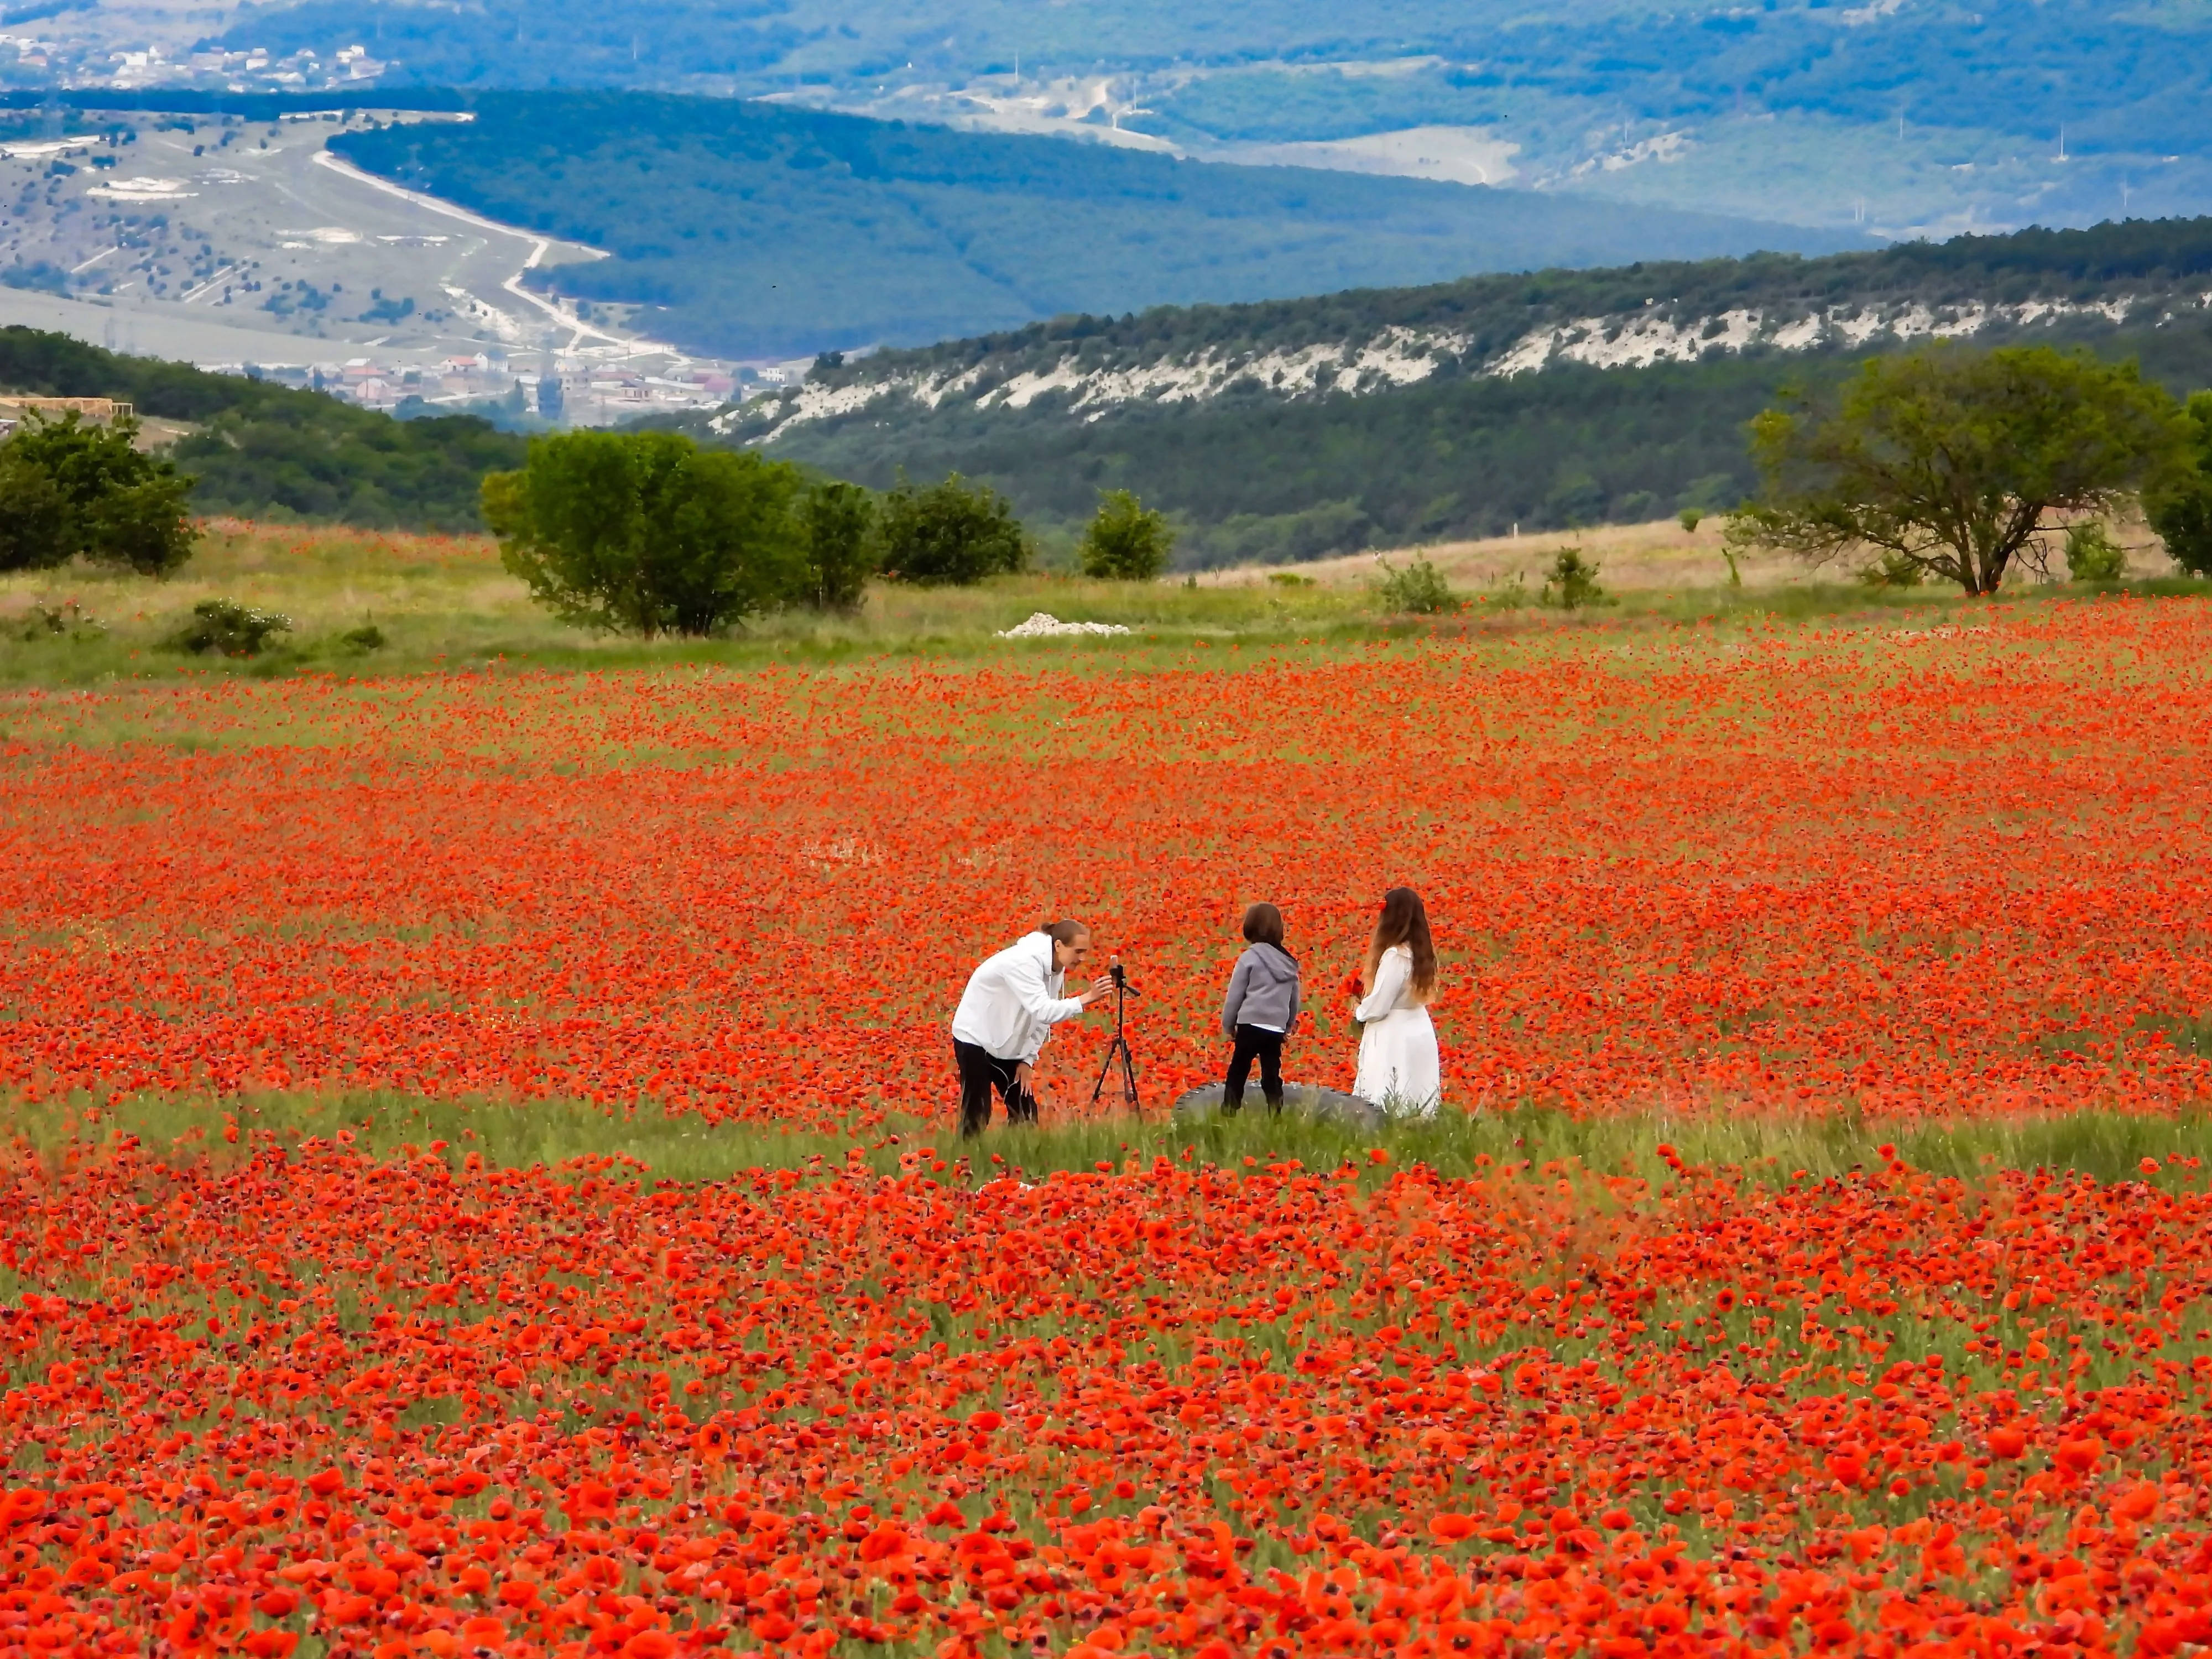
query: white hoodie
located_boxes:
[951,932,1084,1063]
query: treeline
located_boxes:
[0,327,524,529]
[766,324,2212,565]
[327,92,1839,361]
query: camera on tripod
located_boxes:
[1109,960,1127,990]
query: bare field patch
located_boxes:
[1202,513,2184,593]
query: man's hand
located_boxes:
[1015,1061,1039,1104]
[1077,975,1117,1009]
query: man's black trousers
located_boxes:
[954,1039,1039,1138]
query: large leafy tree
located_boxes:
[484,430,806,636]
[2145,390,2212,578]
[1726,345,2190,596]
[796,479,876,612]
[0,411,196,576]
[874,472,1027,586]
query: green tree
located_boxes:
[796,479,875,611]
[2063,521,2127,581]
[484,429,806,636]
[874,472,1027,586]
[2145,390,2212,577]
[1541,547,1609,609]
[0,411,196,575]
[1726,345,2189,596]
[0,445,72,571]
[1078,488,1173,580]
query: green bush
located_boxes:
[168,599,291,656]
[1541,547,1609,609]
[874,472,1028,586]
[1078,488,1173,580]
[796,479,875,611]
[1375,552,1458,615]
[12,598,102,641]
[338,623,387,653]
[0,411,195,576]
[484,430,806,635]
[2064,521,2127,581]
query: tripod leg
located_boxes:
[1093,986,1129,1107]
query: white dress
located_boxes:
[1353,944,1441,1117]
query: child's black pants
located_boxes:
[1224,1025,1285,1112]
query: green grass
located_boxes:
[0,520,2185,688]
[13,1086,2208,1194]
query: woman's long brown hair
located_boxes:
[1364,886,1436,1005]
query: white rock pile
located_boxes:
[995,612,1133,639]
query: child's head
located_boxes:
[1241,902,1285,947]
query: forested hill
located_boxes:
[327,93,1849,361]
[741,217,2212,443]
[713,217,2212,567]
[0,328,524,529]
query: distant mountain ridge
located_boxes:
[201,0,2212,234]
[737,218,2212,442]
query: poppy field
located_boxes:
[7,594,2212,1657]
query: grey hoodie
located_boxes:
[1222,941,1302,1036]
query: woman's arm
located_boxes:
[1355,949,1408,1022]
[1222,953,1253,1036]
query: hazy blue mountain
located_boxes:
[224,0,2212,234]
[330,93,1854,359]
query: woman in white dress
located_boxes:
[1352,886,1442,1116]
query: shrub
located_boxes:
[0,411,196,576]
[1678,508,1704,533]
[1266,571,1315,588]
[1375,553,1458,615]
[1541,547,1609,609]
[1078,489,1173,580]
[168,599,291,656]
[13,598,102,641]
[484,430,806,636]
[796,479,875,612]
[338,623,387,652]
[2064,521,2126,581]
[874,472,1028,586]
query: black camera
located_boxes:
[1109,959,1126,989]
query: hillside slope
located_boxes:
[0,328,525,529]
[327,93,1852,361]
[716,217,2212,565]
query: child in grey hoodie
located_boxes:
[1221,902,1302,1113]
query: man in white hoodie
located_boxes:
[951,920,1115,1137]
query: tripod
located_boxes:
[1089,962,1141,1115]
